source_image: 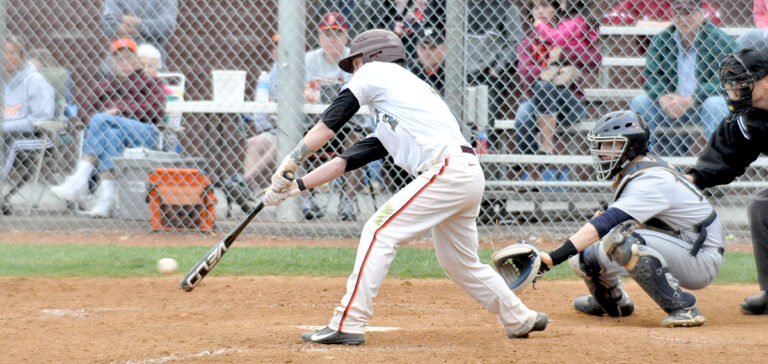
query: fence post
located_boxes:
[444,0,465,131]
[0,0,6,215]
[276,0,306,222]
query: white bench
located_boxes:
[599,26,750,37]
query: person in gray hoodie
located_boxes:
[2,35,55,215]
[3,35,55,136]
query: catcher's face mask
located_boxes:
[588,134,629,181]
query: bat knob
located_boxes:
[283,171,295,180]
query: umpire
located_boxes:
[686,47,768,315]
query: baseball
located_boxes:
[157,258,178,275]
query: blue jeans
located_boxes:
[737,29,768,50]
[514,81,585,154]
[630,94,727,155]
[82,113,159,171]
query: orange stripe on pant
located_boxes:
[338,157,451,332]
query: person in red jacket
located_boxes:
[50,37,166,217]
[602,0,722,26]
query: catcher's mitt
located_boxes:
[491,242,542,293]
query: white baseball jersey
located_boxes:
[344,61,468,176]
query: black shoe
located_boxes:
[508,312,549,338]
[224,174,255,213]
[573,295,635,317]
[303,197,325,220]
[337,197,358,221]
[301,327,365,345]
[1,204,12,215]
[741,291,768,315]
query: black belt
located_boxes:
[461,145,475,155]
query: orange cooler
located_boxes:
[147,168,217,232]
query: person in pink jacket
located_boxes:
[514,0,601,156]
[737,0,768,50]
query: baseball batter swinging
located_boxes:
[262,29,548,345]
[539,110,725,327]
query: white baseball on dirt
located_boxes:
[157,258,178,275]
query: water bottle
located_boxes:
[476,131,488,155]
[256,71,270,103]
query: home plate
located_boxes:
[296,325,400,332]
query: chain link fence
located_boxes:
[0,0,762,240]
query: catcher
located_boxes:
[539,110,725,327]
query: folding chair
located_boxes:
[1,67,76,214]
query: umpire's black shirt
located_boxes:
[687,109,768,189]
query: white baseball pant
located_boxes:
[326,151,538,336]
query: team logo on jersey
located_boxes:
[375,110,399,131]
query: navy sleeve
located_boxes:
[340,137,389,171]
[321,88,361,133]
[588,207,633,238]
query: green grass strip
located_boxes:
[0,243,758,283]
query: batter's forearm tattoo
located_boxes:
[289,140,313,164]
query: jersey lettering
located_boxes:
[375,110,399,131]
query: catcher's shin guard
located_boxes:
[626,248,697,313]
[569,245,633,317]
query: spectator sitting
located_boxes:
[736,0,768,50]
[101,0,179,75]
[137,43,172,93]
[337,0,429,59]
[409,27,445,95]
[602,0,722,27]
[3,35,55,137]
[514,0,601,155]
[630,0,735,155]
[2,35,55,215]
[50,38,166,217]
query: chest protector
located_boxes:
[612,155,717,256]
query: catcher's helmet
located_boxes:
[587,110,650,181]
[338,29,406,73]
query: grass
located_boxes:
[0,243,758,284]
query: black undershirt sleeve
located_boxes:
[321,88,361,133]
[340,137,389,172]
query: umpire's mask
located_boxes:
[720,50,758,116]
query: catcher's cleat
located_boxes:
[573,295,635,317]
[301,327,365,345]
[661,308,706,327]
[740,291,768,315]
[508,312,549,339]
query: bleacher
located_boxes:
[481,24,766,223]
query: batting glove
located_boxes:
[271,156,299,192]
[263,181,301,206]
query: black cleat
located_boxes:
[740,291,768,315]
[573,295,635,317]
[301,326,365,345]
[508,312,549,338]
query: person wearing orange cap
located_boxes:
[50,38,167,217]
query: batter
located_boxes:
[262,29,547,345]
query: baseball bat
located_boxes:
[179,172,293,291]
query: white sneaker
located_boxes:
[82,193,116,218]
[50,176,89,202]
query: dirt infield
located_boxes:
[2,276,767,363]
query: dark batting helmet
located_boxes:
[719,48,768,115]
[338,29,406,73]
[587,110,650,181]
